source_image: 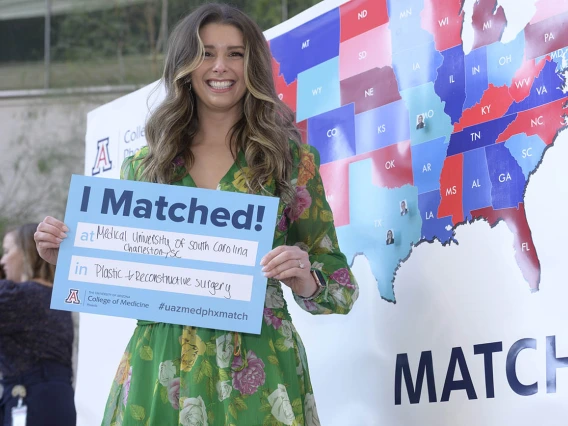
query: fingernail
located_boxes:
[56,238,63,243]
[261,266,266,272]
[263,272,269,277]
[60,233,67,239]
[62,225,69,232]
[260,258,265,266]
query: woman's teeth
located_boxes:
[208,81,234,89]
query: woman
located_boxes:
[34,3,358,425]
[0,223,76,426]
[386,230,395,245]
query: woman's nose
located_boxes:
[212,57,227,73]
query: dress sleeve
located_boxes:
[285,144,359,315]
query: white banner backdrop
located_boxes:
[77,0,568,424]
[84,81,164,179]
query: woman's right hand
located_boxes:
[34,216,69,265]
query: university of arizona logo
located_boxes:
[91,137,112,176]
[65,289,81,304]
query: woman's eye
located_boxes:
[230,52,244,57]
[204,51,213,57]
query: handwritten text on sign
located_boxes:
[69,255,252,300]
[51,175,280,334]
[74,222,258,266]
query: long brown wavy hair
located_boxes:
[140,3,301,204]
[7,223,55,284]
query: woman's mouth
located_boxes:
[207,80,235,90]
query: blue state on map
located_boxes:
[485,142,527,210]
[464,46,488,109]
[462,147,493,219]
[411,136,448,194]
[308,104,356,164]
[434,45,466,124]
[417,190,455,244]
[296,57,341,122]
[504,134,547,179]
[447,115,518,156]
[486,30,526,88]
[387,0,434,53]
[270,8,340,84]
[392,41,444,91]
[354,99,410,154]
[400,82,454,146]
[336,159,422,301]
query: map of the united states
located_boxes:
[269,0,568,302]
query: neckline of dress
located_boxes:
[176,149,245,190]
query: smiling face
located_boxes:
[1,232,24,282]
[191,23,247,115]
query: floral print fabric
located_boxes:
[101,143,359,425]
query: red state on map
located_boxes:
[272,56,297,112]
[340,0,388,43]
[471,0,507,50]
[318,141,414,227]
[471,203,540,291]
[295,119,308,144]
[438,154,464,225]
[340,67,402,114]
[453,84,514,132]
[509,56,548,103]
[320,160,350,227]
[367,141,413,189]
[421,0,464,51]
[525,10,568,60]
[496,97,567,145]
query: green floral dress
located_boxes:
[101,142,359,426]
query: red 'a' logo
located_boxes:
[92,137,113,176]
[65,289,81,305]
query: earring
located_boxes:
[188,81,192,91]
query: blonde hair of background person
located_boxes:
[34,3,359,425]
[0,223,76,426]
[5,223,54,285]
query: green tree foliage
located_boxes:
[53,0,321,62]
[248,0,321,30]
[52,5,148,61]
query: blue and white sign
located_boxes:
[52,175,280,334]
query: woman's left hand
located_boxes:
[260,245,317,298]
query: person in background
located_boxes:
[34,3,358,425]
[0,223,76,426]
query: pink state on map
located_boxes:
[531,0,568,24]
[339,24,392,81]
[319,160,350,227]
